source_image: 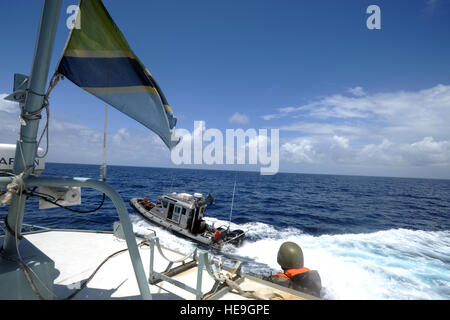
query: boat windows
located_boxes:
[167,203,174,220]
[171,205,181,223]
[181,208,186,215]
[162,200,168,208]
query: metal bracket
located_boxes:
[148,236,242,300]
[198,251,242,298]
[4,74,29,104]
[0,176,153,300]
[148,237,197,278]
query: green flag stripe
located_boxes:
[82,86,159,95]
[65,49,135,59]
[57,0,179,148]
[67,0,132,52]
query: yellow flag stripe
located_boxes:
[82,86,159,95]
[65,49,135,59]
[164,105,173,113]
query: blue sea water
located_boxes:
[1,162,449,300]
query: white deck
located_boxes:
[19,229,316,300]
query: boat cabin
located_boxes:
[151,192,207,234]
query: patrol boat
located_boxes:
[130,193,245,250]
[0,0,319,301]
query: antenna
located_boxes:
[228,173,237,230]
[169,175,175,193]
[100,103,107,181]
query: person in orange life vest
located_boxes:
[268,241,322,298]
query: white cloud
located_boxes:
[400,137,450,166]
[262,114,277,121]
[348,86,366,97]
[280,135,354,165]
[332,135,349,149]
[47,118,169,166]
[3,83,450,178]
[280,122,366,136]
[281,134,450,170]
[424,0,446,13]
[355,137,450,167]
[269,85,450,174]
[278,106,298,113]
[0,95,21,141]
[0,94,171,167]
[0,95,19,113]
[228,112,249,125]
[358,139,401,165]
[264,84,450,130]
[281,138,318,164]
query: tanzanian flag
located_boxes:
[57,0,179,149]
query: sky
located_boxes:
[1,0,450,179]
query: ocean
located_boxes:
[1,162,449,300]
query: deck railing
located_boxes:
[147,235,242,300]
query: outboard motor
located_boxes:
[226,229,245,246]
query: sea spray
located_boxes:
[131,214,450,300]
[11,164,449,300]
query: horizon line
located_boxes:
[43,161,450,181]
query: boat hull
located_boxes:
[130,198,244,250]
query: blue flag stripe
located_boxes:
[58,56,157,89]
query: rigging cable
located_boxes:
[62,241,147,300]
[228,172,237,230]
[13,143,58,299]
[2,72,77,300]
[26,189,106,214]
[0,246,45,300]
[169,175,175,193]
[62,248,127,300]
[1,143,57,299]
[100,103,108,182]
[35,73,63,159]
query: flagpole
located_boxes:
[2,0,62,255]
[101,103,107,181]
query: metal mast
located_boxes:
[2,0,62,255]
[1,0,152,300]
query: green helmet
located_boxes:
[277,242,304,269]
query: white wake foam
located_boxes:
[130,214,450,300]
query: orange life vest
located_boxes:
[274,267,311,279]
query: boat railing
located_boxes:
[147,236,242,300]
[0,176,152,300]
[0,221,51,238]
